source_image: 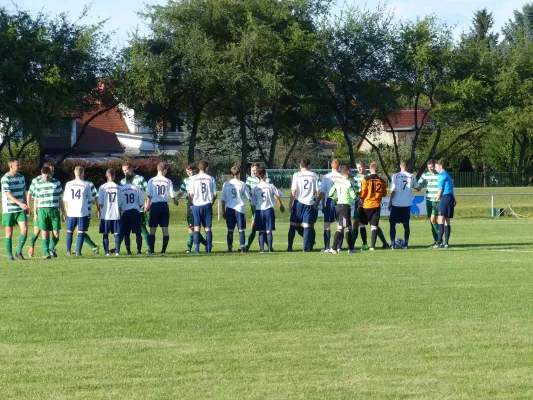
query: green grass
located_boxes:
[2,216,533,399]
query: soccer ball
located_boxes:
[394,238,405,248]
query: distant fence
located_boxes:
[264,170,528,189]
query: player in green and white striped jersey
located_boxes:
[417,159,439,244]
[26,162,55,257]
[33,166,65,259]
[176,163,207,253]
[1,159,29,260]
[82,180,100,254]
[121,163,150,252]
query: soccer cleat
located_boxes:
[15,252,26,260]
[329,248,338,255]
[51,250,57,258]
[321,248,330,252]
[286,249,293,252]
[369,247,375,251]
[184,249,191,254]
[443,244,449,249]
[127,251,132,255]
[28,246,35,258]
[145,250,151,255]
[105,253,110,257]
[402,245,408,250]
[428,243,437,248]
[382,243,390,249]
[432,244,443,249]
[66,251,71,256]
[8,256,15,261]
[362,244,370,251]
[92,246,100,255]
[389,244,396,250]
[137,251,142,255]
[42,255,51,259]
[74,252,82,257]
[227,250,233,254]
[160,252,166,256]
[115,253,120,256]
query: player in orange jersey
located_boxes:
[360,162,387,250]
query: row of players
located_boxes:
[1,156,454,259]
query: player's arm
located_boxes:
[274,193,285,213]
[360,179,368,201]
[59,197,66,221]
[220,183,227,218]
[4,190,29,211]
[144,181,153,212]
[169,182,178,206]
[211,179,217,203]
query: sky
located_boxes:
[2,0,528,48]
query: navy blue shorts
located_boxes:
[438,194,455,218]
[66,216,89,232]
[323,198,337,223]
[121,209,142,235]
[255,208,276,231]
[290,200,314,224]
[149,202,170,228]
[390,206,411,224]
[99,219,121,234]
[225,208,246,231]
[192,204,213,228]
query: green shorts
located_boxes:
[141,211,149,227]
[38,208,61,231]
[426,200,438,217]
[2,211,28,227]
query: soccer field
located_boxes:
[1,219,533,399]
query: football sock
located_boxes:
[360,226,368,245]
[350,228,359,248]
[239,231,246,249]
[309,227,316,250]
[338,235,344,250]
[84,233,97,249]
[206,231,213,253]
[377,227,387,245]
[403,223,410,246]
[324,229,331,250]
[259,232,265,252]
[371,229,378,248]
[50,236,59,251]
[124,235,131,252]
[162,235,169,253]
[187,233,194,251]
[114,234,121,254]
[193,231,200,253]
[42,238,50,256]
[267,232,273,252]
[389,223,396,245]
[75,233,84,254]
[437,224,444,245]
[303,227,310,251]
[17,235,27,254]
[103,234,109,254]
[247,229,256,247]
[227,231,234,251]
[444,225,451,245]
[29,233,38,247]
[5,238,13,258]
[296,226,304,237]
[141,225,150,249]
[136,234,142,253]
[432,223,439,242]
[345,230,353,251]
[148,234,156,253]
[332,230,343,250]
[66,232,73,253]
[199,233,207,246]
[287,226,296,250]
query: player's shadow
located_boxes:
[406,243,533,249]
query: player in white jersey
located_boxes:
[120,173,145,254]
[250,167,285,253]
[388,161,419,249]
[190,160,217,254]
[221,164,250,253]
[287,158,320,252]
[98,169,121,256]
[145,162,178,255]
[64,166,93,256]
[320,159,342,251]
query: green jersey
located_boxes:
[86,181,98,217]
[418,172,439,201]
[179,176,193,195]
[246,175,271,191]
[120,174,147,191]
[1,172,26,213]
[329,177,358,205]
[352,172,368,192]
[33,177,63,208]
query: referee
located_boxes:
[433,159,456,248]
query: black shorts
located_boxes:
[438,194,455,218]
[335,204,352,228]
[364,207,381,226]
[390,206,410,225]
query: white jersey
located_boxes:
[221,178,250,214]
[147,176,176,203]
[291,170,319,205]
[64,179,92,218]
[98,181,121,220]
[391,171,419,207]
[250,182,279,211]
[191,172,217,206]
[320,171,343,197]
[119,183,145,212]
